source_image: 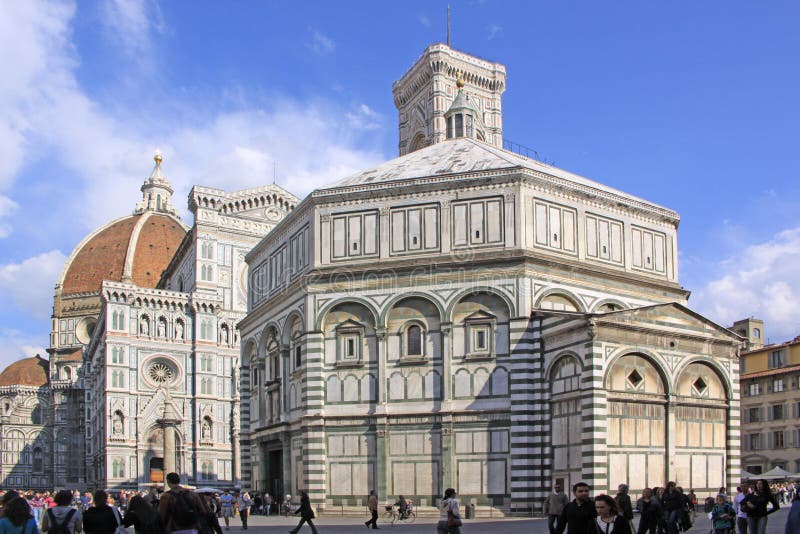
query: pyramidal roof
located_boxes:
[314,138,677,220]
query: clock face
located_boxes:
[265,207,281,222]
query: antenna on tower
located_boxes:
[447,4,451,46]
[273,161,277,185]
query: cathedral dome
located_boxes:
[57,153,188,296]
[59,211,187,295]
[0,355,49,387]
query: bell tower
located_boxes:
[392,43,506,156]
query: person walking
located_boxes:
[786,492,800,534]
[742,479,779,534]
[199,495,222,534]
[636,488,661,534]
[545,483,569,534]
[122,495,163,534]
[436,488,461,534]
[235,492,251,531]
[157,472,209,534]
[83,491,118,534]
[364,490,379,530]
[218,491,233,531]
[264,494,272,517]
[42,490,82,534]
[557,482,596,534]
[30,494,46,528]
[661,482,683,534]
[615,484,634,531]
[288,491,317,534]
[711,494,735,534]
[594,495,629,534]
[733,485,748,534]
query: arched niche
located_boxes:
[322,301,378,366]
[549,355,582,396]
[605,354,667,395]
[536,291,583,312]
[675,362,727,400]
[386,296,442,362]
[451,291,510,359]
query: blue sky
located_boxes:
[1,0,799,368]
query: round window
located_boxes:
[144,358,178,386]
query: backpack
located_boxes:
[170,490,199,528]
[46,508,76,534]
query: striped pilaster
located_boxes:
[727,362,741,492]
[580,340,608,492]
[303,331,327,505]
[302,421,327,506]
[509,316,544,514]
[239,362,252,487]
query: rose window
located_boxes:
[147,361,176,384]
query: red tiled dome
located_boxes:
[60,212,186,295]
[0,355,49,387]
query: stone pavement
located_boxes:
[229,507,792,533]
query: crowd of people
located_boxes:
[545,479,800,534]
[0,473,261,534]
[1,478,799,534]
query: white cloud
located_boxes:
[0,0,385,231]
[0,328,47,372]
[0,0,388,361]
[692,227,800,343]
[308,28,336,55]
[0,250,66,318]
[419,15,431,27]
[487,24,502,40]
[0,196,18,238]
[100,0,164,57]
[345,104,382,131]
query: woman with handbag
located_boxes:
[436,488,462,534]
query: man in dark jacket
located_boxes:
[615,484,634,522]
[661,482,684,534]
[157,472,209,534]
[83,490,118,534]
[557,482,597,534]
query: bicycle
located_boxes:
[380,503,417,525]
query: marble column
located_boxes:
[163,424,176,475]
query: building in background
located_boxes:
[238,43,743,515]
[740,329,800,474]
[731,318,765,351]
[0,153,297,491]
[0,356,51,489]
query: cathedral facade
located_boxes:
[238,44,742,514]
[0,153,297,490]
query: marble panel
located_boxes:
[459,460,482,494]
[326,376,341,403]
[454,370,471,398]
[389,373,405,400]
[691,455,707,489]
[407,373,423,400]
[486,459,506,494]
[343,375,359,402]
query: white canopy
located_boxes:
[759,466,796,480]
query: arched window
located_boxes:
[32,447,43,473]
[406,324,423,356]
[31,405,41,425]
[112,458,125,478]
[62,366,72,380]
